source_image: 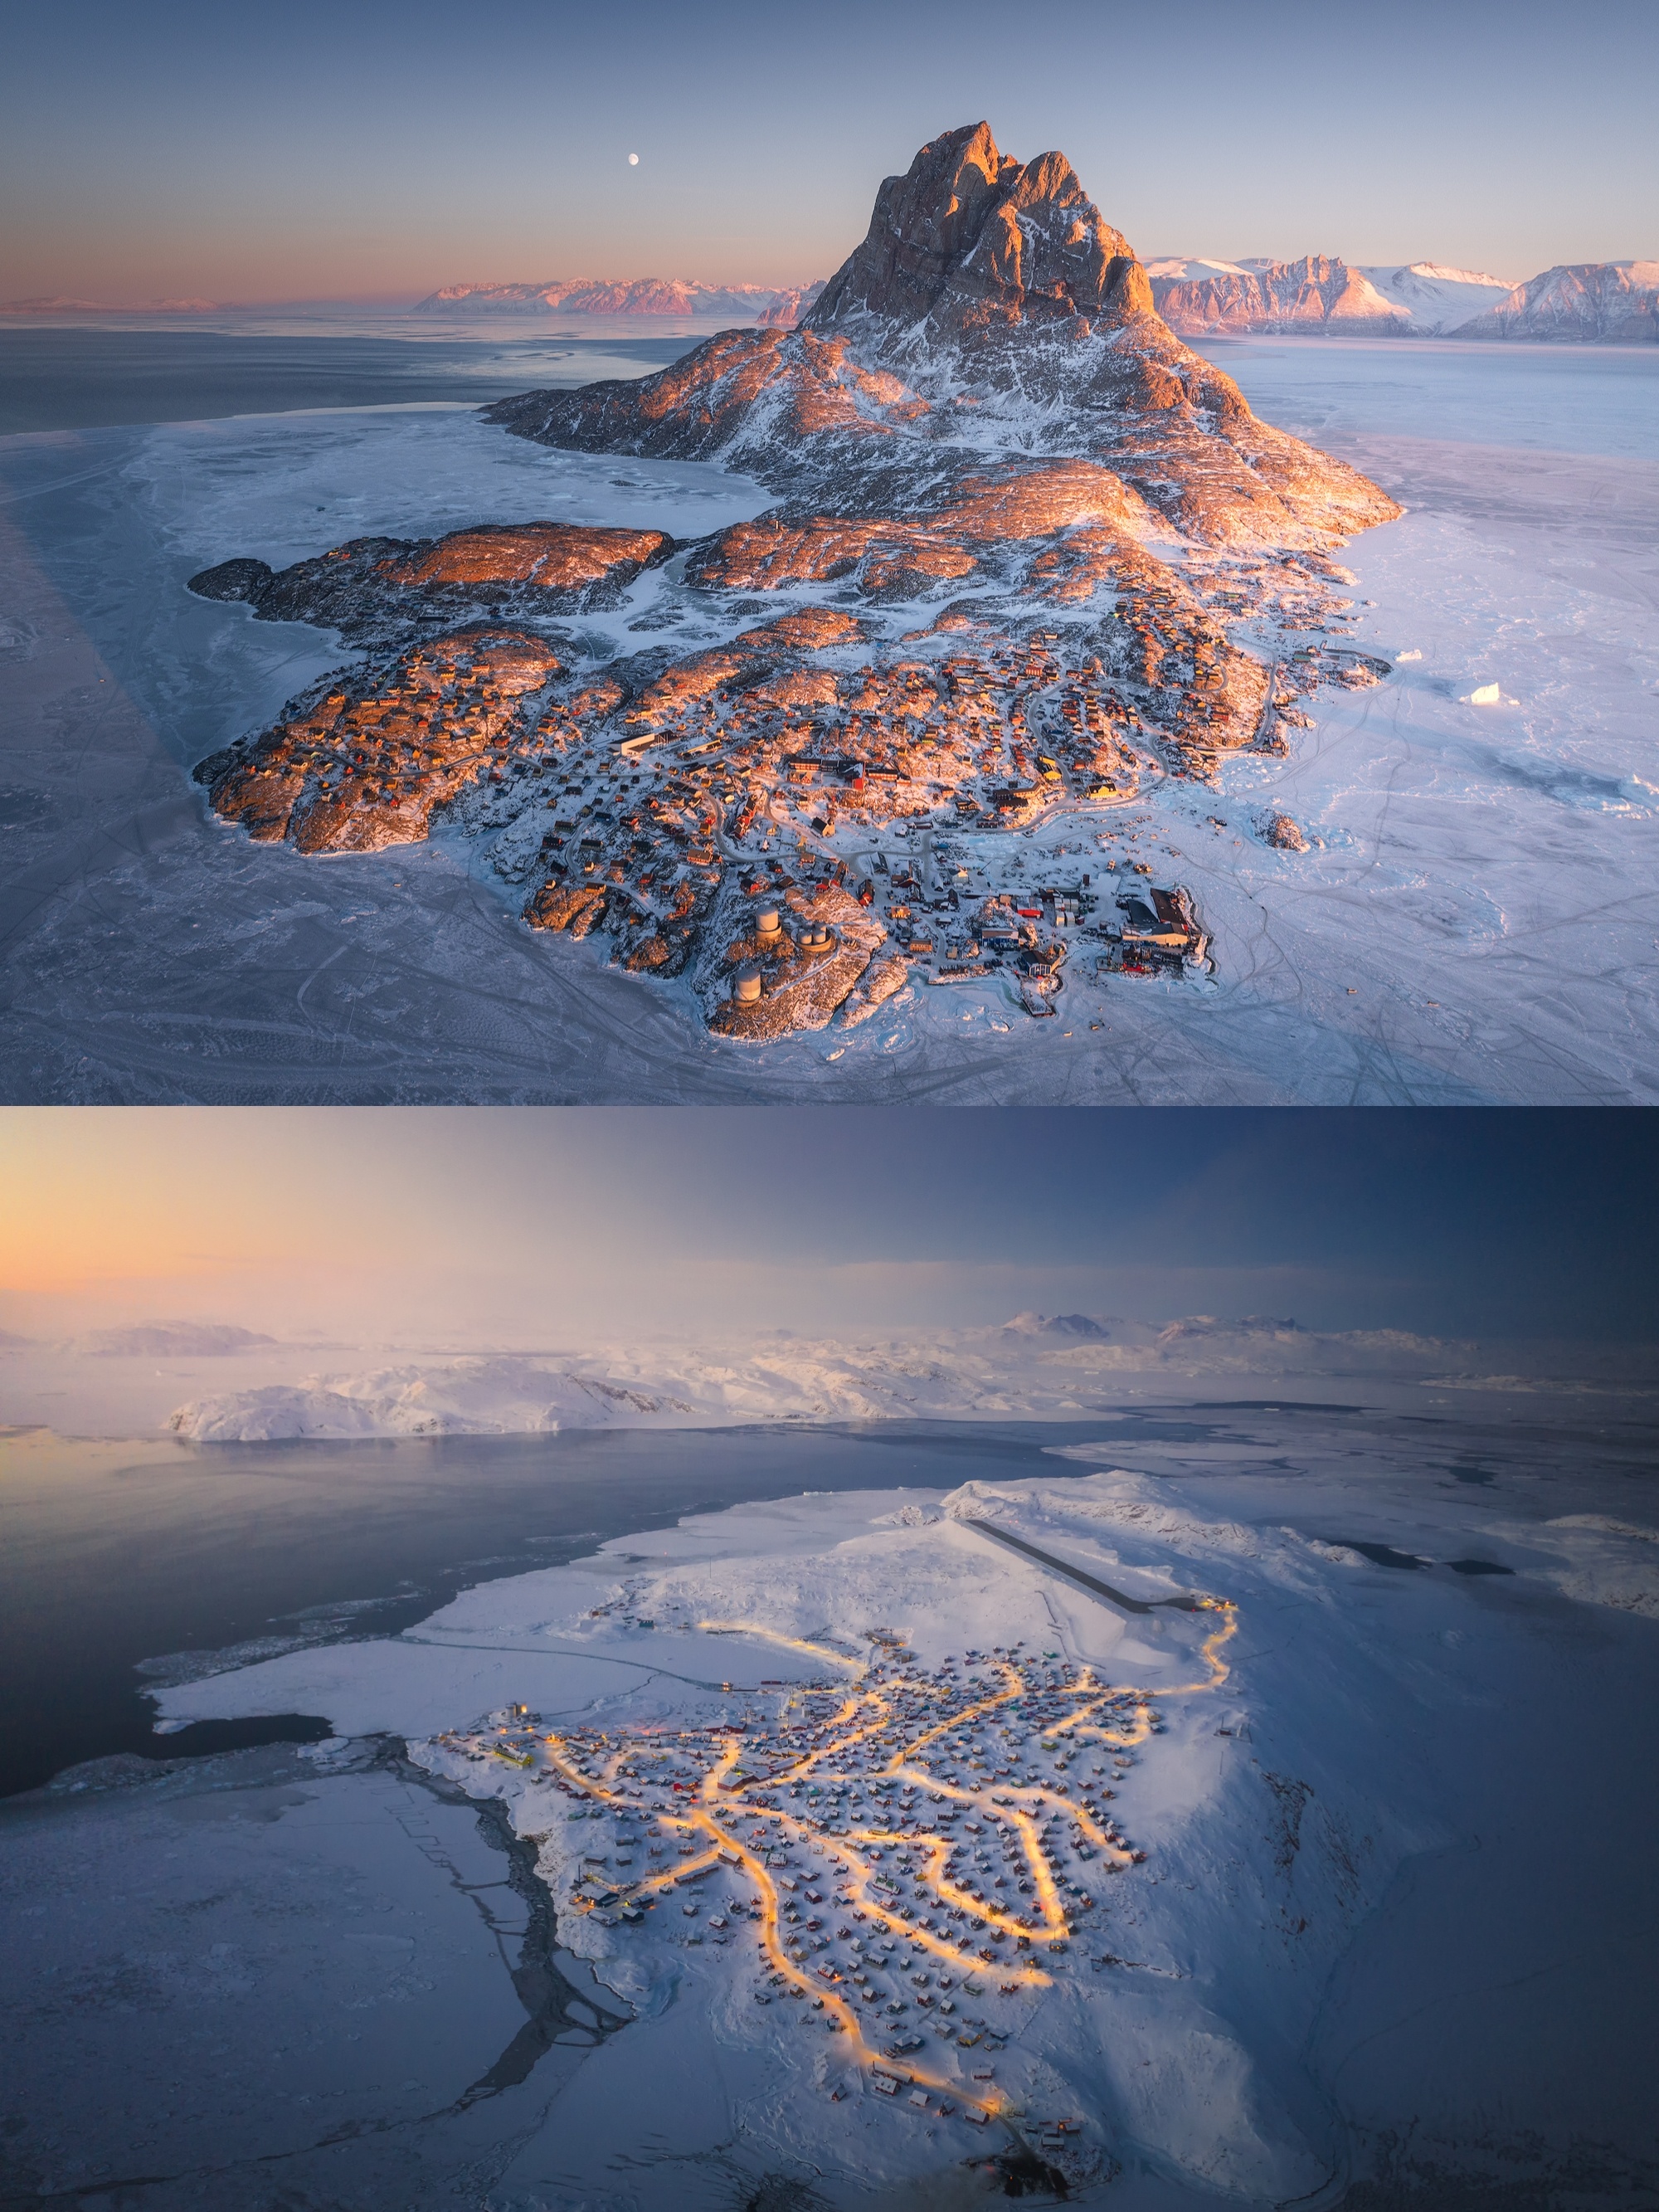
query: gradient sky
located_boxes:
[2,1108,1653,1348]
[2,0,1654,302]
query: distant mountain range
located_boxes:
[1144,256,1659,341]
[0,295,225,314]
[15,258,1651,340]
[413,276,826,324]
[416,257,1657,342]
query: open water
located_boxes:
[7,1402,1653,1800]
[0,312,712,434]
[0,1417,1134,1796]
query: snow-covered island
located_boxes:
[182,121,1401,1042]
[129,1454,1658,2206]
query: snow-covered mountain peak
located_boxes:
[1001,1311,1112,1339]
[1143,257,1251,280]
[1357,261,1514,332]
[1402,261,1515,285]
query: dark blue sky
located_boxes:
[3,0,1654,300]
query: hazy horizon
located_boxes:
[3,1108,1654,1353]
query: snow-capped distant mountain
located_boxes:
[1,295,224,314]
[165,1318,1500,1440]
[1353,261,1514,332]
[1146,256,1408,335]
[79,1321,277,1358]
[1001,1311,1113,1339]
[1147,255,1655,339]
[1142,258,1252,284]
[413,277,824,322]
[1455,261,1659,342]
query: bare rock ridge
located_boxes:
[188,523,674,649]
[192,122,1399,1040]
[805,122,1152,336]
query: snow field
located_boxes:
[4,340,1657,1099]
[150,1469,1552,2204]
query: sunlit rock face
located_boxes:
[805,122,1144,336]
[1454,261,1659,343]
[192,122,1399,1040]
[189,523,674,649]
[488,123,1398,547]
[195,630,565,854]
[1147,256,1411,337]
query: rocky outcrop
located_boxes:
[195,629,563,854]
[805,122,1151,339]
[188,524,673,649]
[487,127,1397,551]
[193,122,1405,1043]
[707,883,883,1040]
[1454,261,1659,343]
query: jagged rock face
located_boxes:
[805,122,1148,339]
[188,524,673,649]
[1456,261,1659,343]
[192,122,1405,1044]
[1148,256,1408,337]
[485,124,1396,551]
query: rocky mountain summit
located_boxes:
[486,124,1394,546]
[1456,261,1659,343]
[192,123,1399,1043]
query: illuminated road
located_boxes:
[498,1605,1237,2114]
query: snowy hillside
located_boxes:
[163,1316,1569,1443]
[1354,261,1514,332]
[1456,260,1659,342]
[142,1455,1659,2204]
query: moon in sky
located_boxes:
[628,153,640,166]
